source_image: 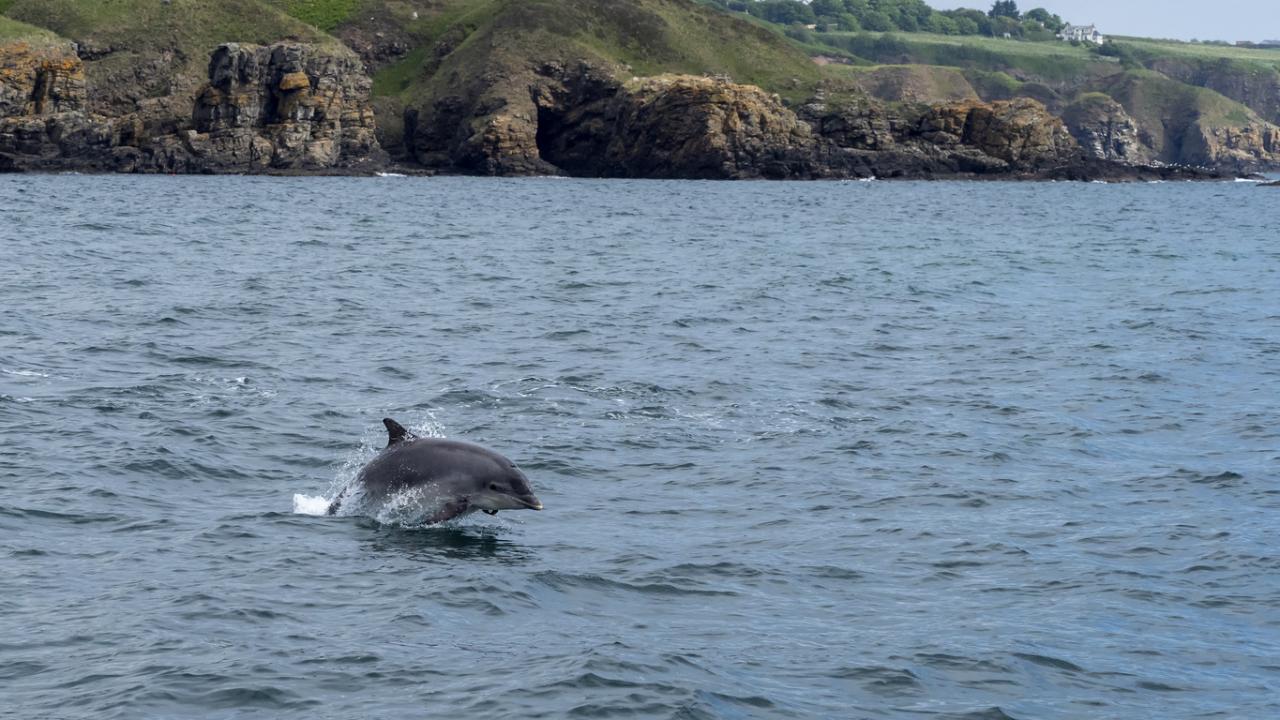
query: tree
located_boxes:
[860,10,895,32]
[989,1,1020,20]
[991,15,1021,37]
[749,0,817,25]
[924,14,959,35]
[836,13,862,31]
[946,8,992,35]
[1021,18,1054,41]
[1024,7,1065,33]
[810,0,845,18]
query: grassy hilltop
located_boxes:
[3,0,1279,169]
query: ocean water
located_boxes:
[1,175,1277,720]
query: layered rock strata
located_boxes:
[1,40,383,173]
[1060,95,1152,164]
[178,43,381,172]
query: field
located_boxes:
[1117,36,1280,64]
[814,30,1109,82]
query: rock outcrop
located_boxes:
[0,33,1257,179]
[536,73,825,179]
[0,41,140,171]
[0,41,85,116]
[1180,120,1280,170]
[799,95,1081,177]
[410,62,1088,181]
[1060,94,1152,163]
[180,43,382,172]
[0,40,383,173]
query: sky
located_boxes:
[925,1,1280,42]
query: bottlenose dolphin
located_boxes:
[327,418,543,523]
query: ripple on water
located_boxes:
[2,176,1279,720]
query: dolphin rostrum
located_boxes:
[326,418,543,523]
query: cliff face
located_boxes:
[1147,58,1280,126]
[1060,94,1153,164]
[2,0,1266,178]
[180,43,380,172]
[1181,121,1280,169]
[0,41,84,116]
[0,41,138,171]
[0,39,383,172]
[536,73,823,180]
[1097,71,1280,171]
[424,61,1084,180]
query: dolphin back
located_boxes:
[356,438,513,497]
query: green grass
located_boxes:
[4,0,338,53]
[390,0,823,103]
[1103,68,1262,130]
[0,14,62,43]
[1116,36,1280,64]
[822,64,978,103]
[372,45,425,96]
[961,68,1023,98]
[264,0,360,32]
[815,31,1108,82]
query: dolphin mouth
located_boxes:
[518,496,543,511]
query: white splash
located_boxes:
[293,413,449,520]
[375,172,407,177]
[292,494,331,515]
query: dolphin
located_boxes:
[326,418,543,523]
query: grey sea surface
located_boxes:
[1,175,1277,719]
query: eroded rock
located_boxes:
[1061,94,1152,163]
[187,43,382,171]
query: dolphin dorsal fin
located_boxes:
[383,418,416,448]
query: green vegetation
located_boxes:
[709,0,1064,41]
[4,0,1277,167]
[816,30,1102,82]
[1105,68,1261,129]
[961,68,1023,97]
[3,0,336,54]
[372,46,426,96]
[367,0,822,102]
[1118,36,1280,64]
[266,0,360,32]
[826,63,978,102]
[0,14,60,42]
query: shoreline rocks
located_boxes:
[2,40,384,173]
[1,40,1272,180]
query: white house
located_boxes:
[1058,24,1106,45]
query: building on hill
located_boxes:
[1058,24,1106,45]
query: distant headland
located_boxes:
[2,1,1277,180]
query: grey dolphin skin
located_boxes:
[327,418,542,523]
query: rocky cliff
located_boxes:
[177,42,381,172]
[0,0,1266,179]
[0,41,138,171]
[1060,93,1153,164]
[1147,57,1280,126]
[414,60,1088,180]
[0,39,383,173]
[537,73,823,180]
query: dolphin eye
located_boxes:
[489,483,500,491]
